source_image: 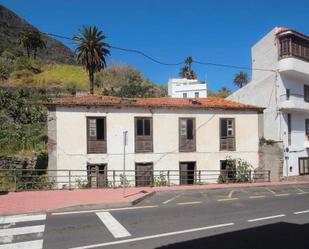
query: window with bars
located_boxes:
[220,118,235,151]
[87,117,106,154]
[135,117,153,152]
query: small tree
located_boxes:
[179,56,197,79]
[233,71,249,88]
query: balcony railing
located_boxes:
[0,168,271,192]
[279,93,306,102]
[279,37,309,62]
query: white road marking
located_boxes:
[294,210,309,215]
[176,201,202,205]
[0,214,46,225]
[297,192,309,195]
[249,195,265,199]
[69,222,235,249]
[163,194,182,204]
[52,205,158,216]
[275,194,290,197]
[228,190,235,199]
[265,188,277,195]
[217,198,238,202]
[248,214,286,222]
[96,212,131,238]
[0,239,43,249]
[0,225,45,237]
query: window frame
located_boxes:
[87,117,107,154]
[134,117,153,153]
[304,85,309,102]
[299,157,309,175]
[179,117,196,152]
[219,118,236,151]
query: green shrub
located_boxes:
[75,177,90,189]
[154,172,167,186]
[217,174,226,184]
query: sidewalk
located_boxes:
[1,181,309,215]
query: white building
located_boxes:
[168,78,207,98]
[228,27,309,177]
[47,95,263,188]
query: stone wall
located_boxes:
[0,155,37,170]
[258,142,284,182]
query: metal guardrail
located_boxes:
[0,168,271,191]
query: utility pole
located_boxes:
[123,131,128,197]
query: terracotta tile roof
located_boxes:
[47,95,264,112]
[276,27,308,39]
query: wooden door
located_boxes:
[135,163,153,186]
[87,164,107,188]
[180,162,196,185]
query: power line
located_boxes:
[43,32,183,66]
[8,25,276,71]
[193,60,276,72]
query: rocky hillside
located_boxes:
[0,4,75,64]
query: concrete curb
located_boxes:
[151,181,309,193]
[48,190,156,213]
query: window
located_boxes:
[87,117,106,154]
[195,92,199,98]
[306,119,309,138]
[179,118,196,152]
[135,117,153,152]
[286,89,290,100]
[280,38,290,56]
[135,163,153,186]
[220,118,235,151]
[183,93,187,98]
[304,85,309,102]
[299,158,309,175]
[220,160,236,182]
[87,164,107,188]
[287,114,291,146]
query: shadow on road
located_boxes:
[156,222,309,249]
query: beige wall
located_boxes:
[50,106,261,187]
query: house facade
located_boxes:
[47,95,263,188]
[228,27,309,177]
[168,78,207,98]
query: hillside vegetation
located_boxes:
[0,4,74,64]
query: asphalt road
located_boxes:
[1,184,309,249]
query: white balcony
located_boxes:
[278,58,309,78]
[279,93,309,113]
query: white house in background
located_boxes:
[47,95,263,188]
[168,78,207,98]
[228,27,309,177]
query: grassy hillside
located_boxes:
[32,64,88,90]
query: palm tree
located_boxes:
[18,30,46,59]
[18,30,33,58]
[31,31,46,59]
[179,56,197,79]
[233,71,249,88]
[73,26,110,94]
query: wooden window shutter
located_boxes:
[179,118,196,152]
[135,117,153,153]
[87,117,107,154]
[220,118,235,151]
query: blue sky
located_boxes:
[2,0,309,91]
